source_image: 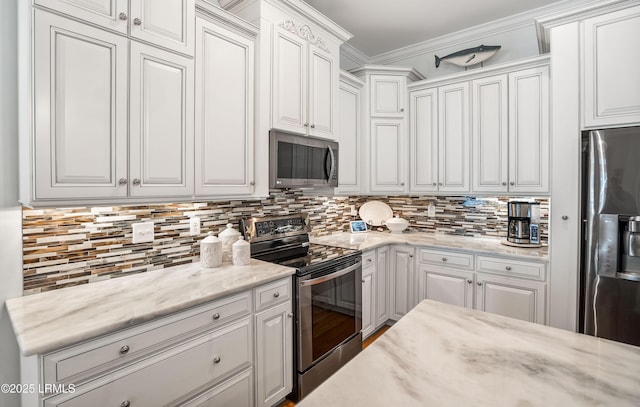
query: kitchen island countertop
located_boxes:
[311,231,548,260]
[6,260,294,356]
[298,299,640,406]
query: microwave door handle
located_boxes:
[299,261,362,287]
[326,145,336,181]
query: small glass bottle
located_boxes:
[200,232,222,269]
[232,236,251,266]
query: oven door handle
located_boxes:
[299,261,362,287]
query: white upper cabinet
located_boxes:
[371,75,406,118]
[336,72,364,194]
[370,119,406,193]
[583,5,640,128]
[438,82,470,193]
[128,42,194,198]
[272,22,337,139]
[508,66,549,193]
[472,74,509,193]
[195,16,255,197]
[35,0,194,55]
[409,87,438,193]
[129,0,195,55]
[33,10,128,200]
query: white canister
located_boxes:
[200,232,222,268]
[219,223,241,262]
[232,237,251,266]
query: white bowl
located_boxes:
[385,217,409,234]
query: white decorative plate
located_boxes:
[359,201,393,226]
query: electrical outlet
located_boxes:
[189,217,201,236]
[427,203,436,218]
[132,222,154,244]
[350,205,357,216]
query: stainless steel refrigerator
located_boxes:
[581,126,640,346]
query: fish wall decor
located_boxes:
[435,45,501,69]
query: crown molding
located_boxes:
[535,0,640,53]
[339,70,365,88]
[340,42,371,66]
[196,1,259,38]
[349,65,426,82]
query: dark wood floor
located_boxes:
[277,324,391,407]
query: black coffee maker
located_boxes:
[507,201,540,245]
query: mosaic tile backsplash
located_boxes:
[22,193,548,295]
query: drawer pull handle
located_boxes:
[505,266,512,271]
[121,401,131,407]
[273,292,280,298]
[441,257,447,262]
[213,356,221,364]
[119,345,130,355]
[212,313,220,320]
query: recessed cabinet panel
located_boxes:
[34,10,128,199]
[35,0,128,34]
[438,82,470,193]
[476,274,546,324]
[410,88,438,192]
[370,119,405,192]
[272,27,306,132]
[130,0,195,55]
[472,75,508,192]
[375,246,389,327]
[509,67,549,193]
[362,267,375,338]
[418,266,473,309]
[309,49,334,136]
[337,80,361,191]
[129,42,194,197]
[371,76,405,117]
[583,5,640,127]
[390,246,416,321]
[195,18,254,196]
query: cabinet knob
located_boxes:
[249,181,255,186]
[438,182,443,186]
[505,266,512,271]
[367,258,373,262]
[118,12,128,21]
[121,401,131,407]
[467,279,473,284]
[303,122,309,127]
[502,182,507,186]
[212,313,220,321]
[119,345,130,355]
[432,182,437,186]
[509,181,515,186]
[118,178,127,185]
[288,313,293,318]
[273,292,280,298]
[477,281,483,286]
[562,215,569,220]
[400,108,405,112]
[133,18,142,26]
[132,178,141,186]
[441,257,447,262]
[400,182,405,186]
[408,254,414,258]
[362,279,365,283]
[212,356,221,364]
[310,124,315,128]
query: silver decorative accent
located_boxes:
[279,19,329,52]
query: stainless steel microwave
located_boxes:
[269,129,339,189]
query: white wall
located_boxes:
[0,0,24,405]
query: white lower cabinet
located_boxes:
[361,262,375,338]
[35,278,293,407]
[361,248,390,339]
[475,273,546,324]
[375,246,389,327]
[389,246,417,321]
[418,266,474,309]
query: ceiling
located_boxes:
[303,0,572,57]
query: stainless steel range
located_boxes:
[240,213,362,401]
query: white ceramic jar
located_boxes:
[232,237,251,266]
[200,232,222,268]
[219,223,241,262]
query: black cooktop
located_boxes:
[273,243,359,268]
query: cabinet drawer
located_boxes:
[362,251,376,269]
[254,278,291,312]
[476,256,546,281]
[418,249,474,270]
[45,317,252,407]
[181,368,253,407]
[43,292,251,386]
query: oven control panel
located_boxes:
[240,214,310,242]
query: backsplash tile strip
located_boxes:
[22,193,548,295]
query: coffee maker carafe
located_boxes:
[507,201,541,246]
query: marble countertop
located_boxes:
[6,260,294,356]
[299,300,640,407]
[311,231,548,260]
